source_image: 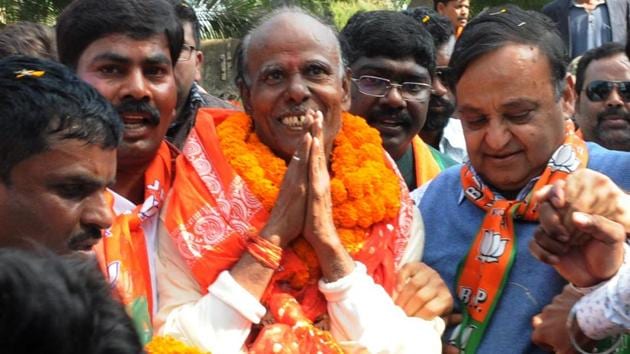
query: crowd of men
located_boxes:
[0,0,628,353]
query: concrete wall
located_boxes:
[199,38,240,101]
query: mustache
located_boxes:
[370,107,413,125]
[67,227,102,251]
[427,95,455,130]
[115,98,161,126]
[597,107,630,124]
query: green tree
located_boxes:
[0,0,70,25]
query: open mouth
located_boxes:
[121,112,153,128]
[280,115,307,130]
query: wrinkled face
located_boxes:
[456,44,572,196]
[240,13,350,162]
[575,53,630,151]
[175,22,203,114]
[350,56,430,160]
[438,0,470,29]
[0,139,116,254]
[76,34,177,170]
[425,37,456,132]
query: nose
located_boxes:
[606,86,624,108]
[82,192,114,231]
[286,74,310,104]
[432,75,448,97]
[485,119,512,151]
[120,69,151,101]
[381,84,406,109]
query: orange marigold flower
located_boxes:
[216,111,401,293]
[145,336,210,354]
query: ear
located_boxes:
[194,50,204,82]
[238,80,253,114]
[560,74,576,118]
[341,67,352,111]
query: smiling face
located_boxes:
[0,139,116,254]
[350,56,430,160]
[456,44,572,196]
[239,13,350,162]
[76,33,177,170]
[575,53,630,151]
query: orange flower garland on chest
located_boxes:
[217,111,401,286]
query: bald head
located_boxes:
[235,7,344,86]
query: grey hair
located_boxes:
[234,6,346,87]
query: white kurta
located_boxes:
[155,208,444,353]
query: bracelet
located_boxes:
[567,305,624,354]
[246,230,283,270]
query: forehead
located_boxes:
[182,22,195,44]
[446,0,468,7]
[11,139,116,181]
[457,44,555,106]
[584,53,630,82]
[78,33,172,65]
[351,56,430,80]
[246,14,341,71]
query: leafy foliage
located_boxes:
[0,0,551,35]
[0,0,70,25]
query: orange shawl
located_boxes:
[163,108,414,323]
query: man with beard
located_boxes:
[0,56,120,254]
[56,0,181,343]
[341,10,457,191]
[574,42,630,151]
[405,7,468,163]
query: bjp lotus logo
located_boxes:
[478,230,507,262]
[549,144,580,173]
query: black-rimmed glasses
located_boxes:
[178,45,196,61]
[351,75,432,102]
[585,80,630,102]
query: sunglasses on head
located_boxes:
[585,80,630,102]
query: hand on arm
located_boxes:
[529,169,628,287]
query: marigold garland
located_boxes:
[216,111,401,286]
[145,336,210,354]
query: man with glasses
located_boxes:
[574,42,630,151]
[168,1,234,148]
[405,7,468,163]
[341,10,457,191]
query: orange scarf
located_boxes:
[452,121,588,352]
[95,141,174,345]
[163,107,414,326]
[411,136,443,188]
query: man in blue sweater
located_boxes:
[414,5,630,353]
